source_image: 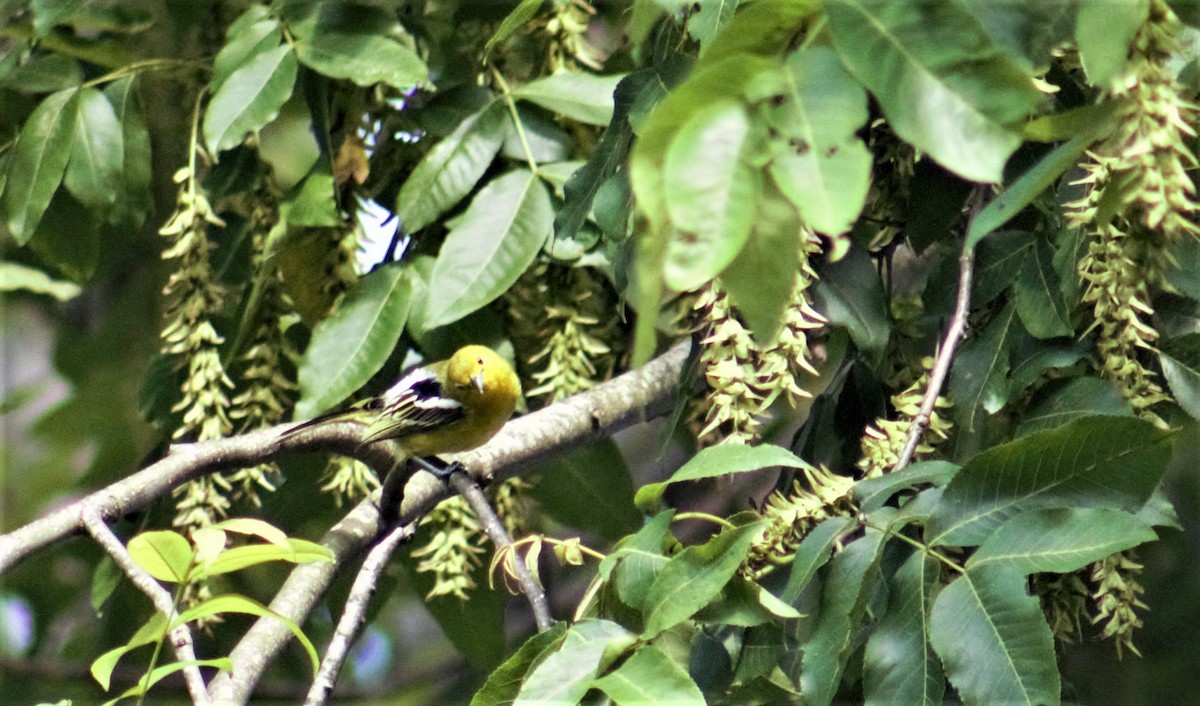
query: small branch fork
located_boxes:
[80,507,210,705]
[892,190,985,472]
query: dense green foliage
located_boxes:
[4,0,1200,704]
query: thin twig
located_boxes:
[79,508,210,706]
[892,191,986,471]
[448,470,554,632]
[304,522,414,706]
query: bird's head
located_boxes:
[446,345,520,398]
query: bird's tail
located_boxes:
[281,409,351,437]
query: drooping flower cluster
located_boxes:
[690,232,825,446]
[412,496,488,600]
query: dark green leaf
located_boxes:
[1007,336,1091,400]
[635,443,810,512]
[203,43,298,153]
[966,116,1114,246]
[1076,0,1147,86]
[32,0,85,37]
[470,623,569,706]
[90,556,121,613]
[800,517,890,706]
[484,0,545,54]
[971,231,1037,307]
[210,8,279,93]
[513,620,635,705]
[643,522,767,638]
[721,185,802,343]
[1016,377,1132,437]
[593,644,705,705]
[777,515,855,604]
[294,265,411,420]
[968,507,1156,574]
[63,87,123,211]
[425,169,552,328]
[1159,332,1200,421]
[0,53,82,92]
[103,76,152,226]
[813,246,890,367]
[1014,236,1072,338]
[760,46,871,237]
[826,0,1041,182]
[515,72,623,125]
[929,565,1058,706]
[602,510,675,610]
[948,301,1019,430]
[394,102,508,234]
[2,89,78,243]
[961,0,1075,73]
[853,460,959,512]
[863,551,944,706]
[927,416,1175,547]
[533,441,642,541]
[662,99,761,291]
[294,29,428,91]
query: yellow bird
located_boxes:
[288,345,521,463]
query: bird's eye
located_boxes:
[477,357,484,365]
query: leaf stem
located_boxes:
[490,67,539,175]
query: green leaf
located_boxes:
[1013,237,1072,338]
[210,9,279,93]
[203,43,298,153]
[602,510,675,610]
[853,460,959,513]
[593,644,705,705]
[515,71,624,125]
[105,658,233,703]
[32,0,85,37]
[513,620,635,705]
[1015,377,1132,437]
[929,565,1059,706]
[555,69,658,244]
[294,265,411,420]
[103,76,153,226]
[0,261,81,300]
[533,441,642,541]
[210,517,291,549]
[470,622,569,706]
[687,0,740,45]
[926,416,1175,547]
[948,301,1018,431]
[1007,337,1091,400]
[800,518,890,706]
[394,102,508,234]
[195,539,333,578]
[283,166,340,227]
[1076,0,1147,86]
[643,522,767,638]
[968,507,1156,574]
[662,100,761,291]
[1159,332,1200,421]
[484,0,545,54]
[127,530,193,583]
[2,89,78,243]
[863,551,945,706]
[0,53,82,92]
[91,613,168,690]
[760,46,871,237]
[966,116,1114,247]
[970,230,1033,306]
[424,169,552,328]
[63,87,123,211]
[175,594,319,673]
[825,0,1041,183]
[721,182,802,343]
[777,515,854,603]
[294,29,428,91]
[635,444,810,513]
[91,555,121,613]
[812,246,889,368]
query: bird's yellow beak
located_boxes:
[470,372,485,393]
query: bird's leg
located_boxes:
[378,459,413,524]
[411,455,464,480]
